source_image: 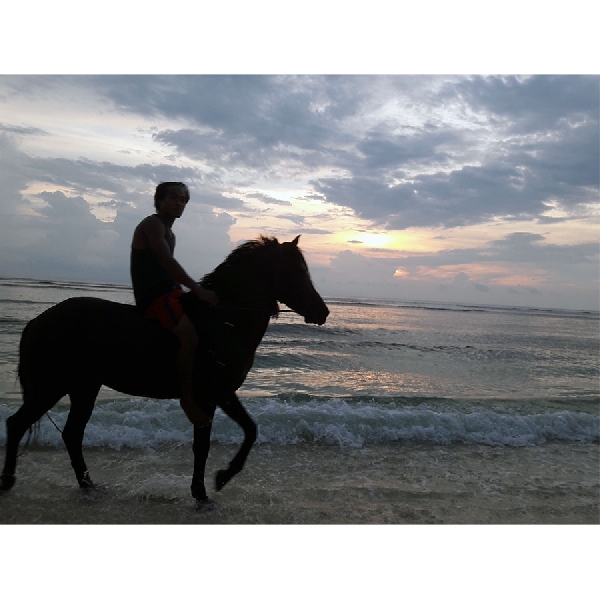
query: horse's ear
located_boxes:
[292,235,301,246]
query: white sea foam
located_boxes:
[1,396,597,450]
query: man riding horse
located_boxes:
[130,182,218,429]
[0,184,329,504]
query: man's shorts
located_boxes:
[144,289,186,331]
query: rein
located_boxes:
[227,305,294,315]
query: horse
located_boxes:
[0,235,329,504]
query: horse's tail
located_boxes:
[15,320,42,443]
[16,361,40,439]
[17,321,32,401]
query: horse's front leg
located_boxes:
[215,392,257,492]
[191,420,213,503]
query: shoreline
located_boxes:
[1,442,598,525]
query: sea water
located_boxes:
[0,277,598,524]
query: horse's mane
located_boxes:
[201,236,280,290]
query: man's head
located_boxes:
[154,182,190,210]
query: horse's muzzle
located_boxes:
[304,304,329,326]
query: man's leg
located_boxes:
[172,314,212,428]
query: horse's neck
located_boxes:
[214,284,272,350]
[210,246,277,349]
[216,261,275,314]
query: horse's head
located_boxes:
[275,236,329,326]
[201,235,329,325]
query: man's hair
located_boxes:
[154,182,190,209]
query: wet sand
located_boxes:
[1,442,598,524]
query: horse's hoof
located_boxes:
[0,474,16,492]
[195,497,217,511]
[78,471,95,489]
[191,482,207,502]
[215,469,230,492]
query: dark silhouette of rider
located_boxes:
[130,182,218,428]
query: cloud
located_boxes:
[454,75,599,133]
[0,75,597,309]
[310,228,599,308]
[307,75,599,230]
[244,192,292,206]
[1,189,127,281]
[0,123,47,136]
[6,76,597,232]
[0,132,235,283]
[355,125,462,172]
[486,232,599,266]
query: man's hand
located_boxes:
[193,285,219,307]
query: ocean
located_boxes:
[0,276,598,525]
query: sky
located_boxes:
[1,12,598,312]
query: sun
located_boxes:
[332,227,434,254]
[348,232,394,248]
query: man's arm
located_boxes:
[142,217,218,306]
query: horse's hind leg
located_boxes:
[62,384,101,489]
[1,394,63,491]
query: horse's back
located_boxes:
[19,297,180,399]
[22,296,153,351]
